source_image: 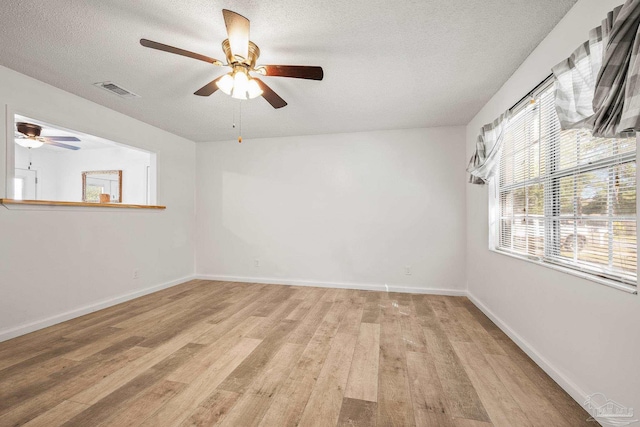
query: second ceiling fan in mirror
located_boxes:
[15,122,81,150]
[140,9,324,109]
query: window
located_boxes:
[494,80,637,287]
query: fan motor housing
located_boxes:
[16,122,42,138]
[222,39,260,69]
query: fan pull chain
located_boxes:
[231,101,243,143]
[238,101,242,143]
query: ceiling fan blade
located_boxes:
[222,9,250,61]
[261,65,324,81]
[194,75,224,96]
[44,136,81,142]
[42,139,81,150]
[140,39,223,65]
[254,78,287,109]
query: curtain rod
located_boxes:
[508,73,554,112]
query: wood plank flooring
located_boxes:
[0,280,591,426]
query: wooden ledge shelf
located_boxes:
[0,199,166,210]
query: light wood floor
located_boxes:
[0,280,591,427]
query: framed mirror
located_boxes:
[82,170,122,203]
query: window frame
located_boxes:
[488,80,638,295]
[4,105,161,209]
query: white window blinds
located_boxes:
[497,80,637,286]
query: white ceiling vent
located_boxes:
[94,81,140,99]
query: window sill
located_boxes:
[0,199,166,210]
[489,248,637,295]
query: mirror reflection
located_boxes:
[82,170,122,203]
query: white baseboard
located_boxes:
[466,291,589,408]
[0,275,197,343]
[196,274,466,296]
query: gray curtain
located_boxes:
[552,0,640,137]
[467,111,511,185]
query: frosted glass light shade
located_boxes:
[15,138,43,149]
[247,79,263,99]
[216,74,234,95]
[231,71,249,100]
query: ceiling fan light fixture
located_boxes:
[247,79,263,99]
[216,73,234,95]
[140,9,322,109]
[15,138,43,149]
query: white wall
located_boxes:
[0,65,196,341]
[15,145,60,200]
[54,146,151,204]
[466,0,640,415]
[196,127,467,293]
[14,144,151,204]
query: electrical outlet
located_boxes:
[133,269,140,279]
[254,259,260,267]
[404,265,412,275]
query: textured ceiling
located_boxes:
[0,0,576,142]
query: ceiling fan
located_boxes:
[15,122,81,150]
[140,9,324,109]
